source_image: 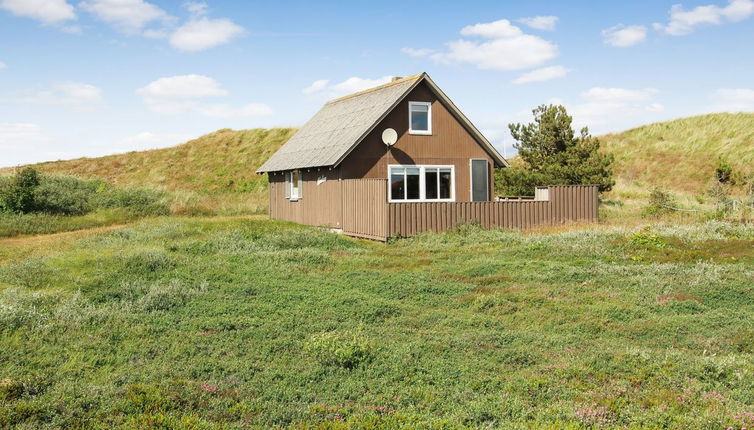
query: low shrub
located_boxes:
[137,280,196,312]
[643,188,676,216]
[92,187,170,217]
[305,330,374,369]
[0,167,39,213]
[1,168,170,218]
[33,175,101,215]
[628,231,667,249]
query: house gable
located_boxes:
[257,73,506,174]
[340,80,496,201]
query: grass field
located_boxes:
[2,217,754,429]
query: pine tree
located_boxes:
[497,104,614,195]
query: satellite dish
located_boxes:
[382,128,398,146]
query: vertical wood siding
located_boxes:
[339,81,495,201]
[387,185,599,239]
[268,169,343,228]
[269,177,598,241]
[341,179,388,240]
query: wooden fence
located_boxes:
[269,178,597,240]
[336,181,598,241]
[341,179,388,240]
[386,185,598,238]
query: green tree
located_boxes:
[497,104,614,195]
[0,167,40,213]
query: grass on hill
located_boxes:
[1,128,297,215]
[601,112,754,195]
[2,218,754,428]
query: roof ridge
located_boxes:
[325,73,425,105]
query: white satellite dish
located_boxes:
[382,128,398,146]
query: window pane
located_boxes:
[390,168,405,200]
[410,104,429,131]
[471,160,488,201]
[425,168,438,199]
[406,167,420,199]
[439,169,452,199]
[291,170,300,197]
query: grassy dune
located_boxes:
[2,218,754,428]
[3,113,753,222]
[1,128,297,214]
[602,113,754,194]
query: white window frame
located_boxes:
[408,101,432,135]
[288,169,301,201]
[388,164,455,203]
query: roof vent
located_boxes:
[391,76,402,82]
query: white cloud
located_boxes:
[9,82,103,105]
[424,19,558,71]
[169,17,245,52]
[302,76,393,99]
[302,79,329,95]
[460,19,523,38]
[0,123,57,166]
[517,15,558,31]
[654,0,754,35]
[602,24,647,47]
[401,47,436,57]
[0,61,5,70]
[184,1,208,17]
[0,123,51,149]
[80,0,172,34]
[0,0,75,24]
[711,88,754,111]
[512,65,570,84]
[138,74,228,100]
[137,74,271,118]
[565,87,664,132]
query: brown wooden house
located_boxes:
[258,73,598,240]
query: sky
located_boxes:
[1,0,753,166]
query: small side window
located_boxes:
[289,170,302,200]
[409,101,431,135]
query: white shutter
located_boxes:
[297,171,303,199]
[284,172,291,199]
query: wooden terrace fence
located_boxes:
[340,180,598,241]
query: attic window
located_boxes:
[409,101,431,135]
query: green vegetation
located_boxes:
[0,168,170,237]
[1,128,297,215]
[2,218,754,428]
[497,105,615,196]
[601,113,754,195]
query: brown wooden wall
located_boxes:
[270,177,599,241]
[268,168,342,228]
[341,179,388,240]
[340,81,495,201]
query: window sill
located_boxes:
[288,198,300,202]
[408,130,432,136]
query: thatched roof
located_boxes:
[257,73,507,173]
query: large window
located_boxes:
[389,165,453,202]
[408,101,431,135]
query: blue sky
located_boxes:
[1,0,753,166]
